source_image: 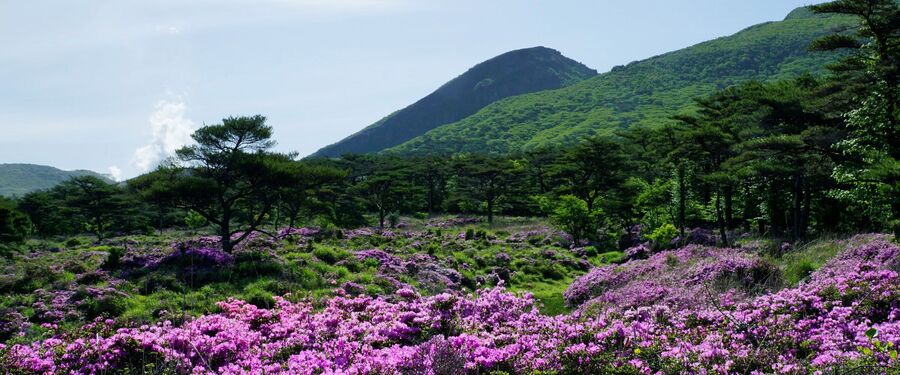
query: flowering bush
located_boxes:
[566,244,781,310]
[355,249,462,292]
[277,227,321,239]
[425,217,481,228]
[3,236,898,374]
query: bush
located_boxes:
[387,212,400,228]
[312,246,348,265]
[80,295,127,319]
[363,257,381,269]
[535,195,600,245]
[235,252,283,277]
[0,206,30,245]
[102,247,125,269]
[595,251,624,264]
[184,210,207,229]
[244,288,275,309]
[647,224,678,249]
[140,273,184,294]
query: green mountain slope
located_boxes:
[0,164,113,197]
[387,8,855,155]
[311,46,596,157]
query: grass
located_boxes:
[511,278,572,315]
[750,234,854,286]
[1,216,607,334]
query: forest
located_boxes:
[0,1,898,374]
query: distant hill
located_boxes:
[310,46,596,157]
[0,164,113,197]
[385,7,856,155]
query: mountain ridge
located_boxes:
[383,7,855,155]
[0,163,113,197]
[311,46,596,157]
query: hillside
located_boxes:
[0,163,112,197]
[386,8,856,155]
[311,46,596,157]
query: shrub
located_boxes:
[312,246,347,265]
[140,273,184,294]
[79,295,127,319]
[534,195,600,245]
[387,212,400,228]
[235,252,283,277]
[647,224,678,249]
[183,210,207,229]
[102,247,125,270]
[243,288,275,309]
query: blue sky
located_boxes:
[0,0,824,179]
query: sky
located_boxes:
[0,0,825,180]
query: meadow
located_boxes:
[1,217,897,374]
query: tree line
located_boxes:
[0,0,896,254]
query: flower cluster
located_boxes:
[29,270,128,325]
[3,237,898,374]
[565,244,780,310]
[276,227,321,239]
[506,227,573,248]
[355,249,462,292]
[425,217,482,228]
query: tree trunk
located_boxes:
[427,182,435,215]
[486,199,494,224]
[677,165,687,239]
[95,215,104,241]
[791,174,803,242]
[724,184,734,230]
[801,183,812,240]
[715,187,729,247]
[741,182,753,233]
[157,205,165,235]
[767,179,784,236]
[220,209,232,253]
[893,190,900,239]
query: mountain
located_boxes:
[0,164,113,197]
[311,46,597,157]
[385,8,856,155]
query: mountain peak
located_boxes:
[310,47,595,158]
[0,163,113,197]
[386,9,853,155]
[783,6,817,20]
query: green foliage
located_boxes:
[0,197,30,251]
[312,246,349,265]
[183,210,207,229]
[535,195,600,245]
[101,246,125,270]
[647,224,678,248]
[142,115,301,252]
[796,0,898,235]
[387,9,854,155]
[452,155,523,223]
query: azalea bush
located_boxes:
[1,235,897,374]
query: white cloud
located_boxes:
[132,99,195,172]
[107,165,124,181]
